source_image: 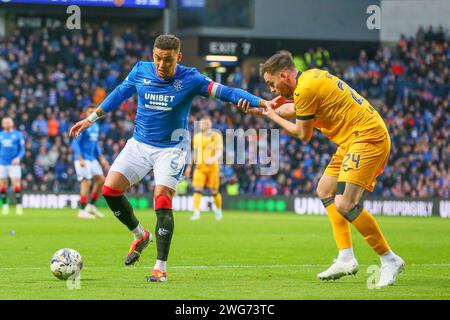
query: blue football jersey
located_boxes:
[0,130,25,165]
[99,62,261,148]
[72,122,101,161]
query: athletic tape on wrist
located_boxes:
[87,112,99,122]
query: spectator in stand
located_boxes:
[31,115,49,137]
[48,113,60,141]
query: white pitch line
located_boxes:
[132,263,450,269]
[0,267,43,270]
[169,264,450,269]
[165,264,321,269]
[0,265,321,271]
[0,263,449,271]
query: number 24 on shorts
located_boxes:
[342,153,361,171]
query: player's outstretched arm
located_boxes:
[274,102,296,119]
[235,98,264,116]
[270,96,296,119]
[212,83,272,109]
[236,96,296,119]
[70,62,140,138]
[69,107,106,138]
[196,73,272,110]
[262,106,314,142]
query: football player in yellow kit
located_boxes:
[238,51,404,288]
[191,115,224,221]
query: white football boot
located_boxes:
[376,255,405,288]
[78,209,96,219]
[86,204,105,218]
[214,208,223,221]
[2,204,10,215]
[190,211,201,221]
[317,258,359,281]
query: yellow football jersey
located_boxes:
[294,69,389,146]
[193,131,223,169]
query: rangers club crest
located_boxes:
[173,79,183,91]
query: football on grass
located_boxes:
[50,248,83,280]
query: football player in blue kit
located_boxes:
[0,117,25,215]
[71,104,110,219]
[70,35,271,282]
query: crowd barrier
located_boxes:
[18,193,450,218]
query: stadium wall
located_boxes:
[178,0,380,42]
[381,0,450,42]
[16,193,450,218]
[195,35,380,61]
[178,0,381,60]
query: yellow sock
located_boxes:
[193,192,202,211]
[352,208,390,256]
[326,203,352,249]
[213,193,222,210]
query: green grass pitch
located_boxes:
[1,209,449,300]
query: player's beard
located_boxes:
[277,83,293,99]
[281,89,293,100]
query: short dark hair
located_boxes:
[154,34,181,51]
[259,50,296,77]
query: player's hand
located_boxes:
[79,158,86,167]
[236,98,264,116]
[12,158,20,165]
[261,99,278,110]
[271,96,287,108]
[69,119,93,138]
[205,157,216,165]
[262,104,278,119]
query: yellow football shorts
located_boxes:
[192,166,220,191]
[324,134,391,192]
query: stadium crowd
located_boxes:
[0,23,448,198]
